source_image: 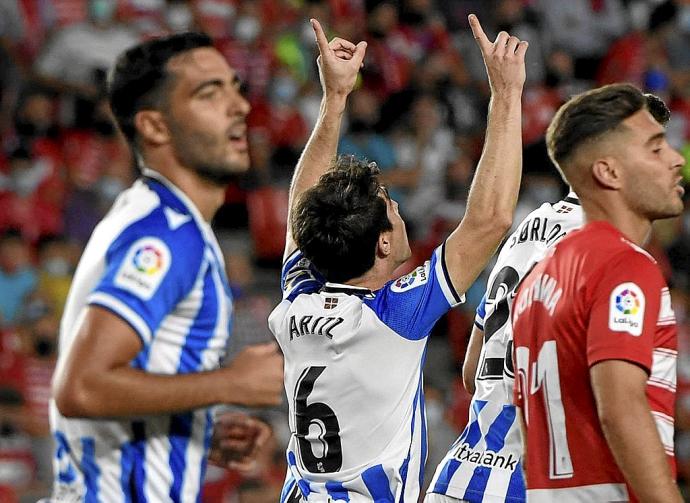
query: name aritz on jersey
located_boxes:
[289,315,344,340]
[507,216,567,249]
[453,442,518,471]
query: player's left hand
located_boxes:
[208,412,272,474]
[312,18,367,99]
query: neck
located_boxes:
[143,154,226,222]
[344,258,398,291]
[580,193,652,246]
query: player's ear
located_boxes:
[377,231,392,258]
[591,157,623,190]
[134,110,171,146]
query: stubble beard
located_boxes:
[170,124,249,186]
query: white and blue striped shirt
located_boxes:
[50,169,233,502]
[428,196,582,503]
[269,244,464,502]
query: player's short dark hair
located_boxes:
[293,155,393,283]
[108,32,213,147]
[546,83,670,181]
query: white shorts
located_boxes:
[424,493,469,503]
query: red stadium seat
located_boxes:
[246,187,288,262]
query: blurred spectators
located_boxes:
[1,1,689,501]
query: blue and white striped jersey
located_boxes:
[428,195,582,503]
[50,169,233,502]
[269,243,464,502]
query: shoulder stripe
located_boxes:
[87,292,152,345]
[437,243,463,306]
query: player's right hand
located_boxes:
[312,18,367,99]
[469,14,527,95]
[223,343,284,406]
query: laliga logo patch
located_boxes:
[115,237,171,300]
[391,263,429,292]
[609,282,645,336]
[133,245,164,275]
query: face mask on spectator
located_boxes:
[270,76,298,104]
[678,6,690,33]
[43,257,71,277]
[235,15,261,43]
[167,3,194,32]
[89,0,117,24]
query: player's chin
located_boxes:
[226,152,251,173]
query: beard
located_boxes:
[168,121,249,186]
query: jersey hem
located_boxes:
[428,485,525,503]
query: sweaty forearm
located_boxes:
[464,94,522,230]
[600,398,682,502]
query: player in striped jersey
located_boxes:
[513,84,685,501]
[269,16,528,502]
[49,33,283,502]
[426,194,583,503]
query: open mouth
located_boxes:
[228,129,248,151]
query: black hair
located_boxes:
[546,83,671,181]
[292,155,393,283]
[108,32,213,147]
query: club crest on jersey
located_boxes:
[391,264,429,292]
[115,237,171,300]
[324,297,338,309]
[609,282,645,336]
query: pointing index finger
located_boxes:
[468,14,491,54]
[311,18,330,57]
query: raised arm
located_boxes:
[444,15,526,295]
[283,19,367,259]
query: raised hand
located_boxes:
[469,14,528,95]
[311,18,367,98]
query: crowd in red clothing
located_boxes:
[0,0,689,501]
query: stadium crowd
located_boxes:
[0,0,688,501]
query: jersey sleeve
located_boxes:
[586,250,665,373]
[475,293,487,330]
[363,242,464,340]
[86,212,205,346]
[280,249,326,302]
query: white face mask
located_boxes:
[166,4,193,32]
[235,15,261,43]
[43,257,71,277]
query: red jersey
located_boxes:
[512,221,677,502]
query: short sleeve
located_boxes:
[363,242,464,340]
[586,250,665,373]
[475,293,488,330]
[281,250,325,302]
[86,211,205,346]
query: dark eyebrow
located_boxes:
[191,79,224,96]
[645,131,665,146]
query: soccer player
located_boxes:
[49,33,284,501]
[512,83,685,502]
[269,16,528,502]
[426,192,583,503]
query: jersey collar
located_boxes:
[563,191,580,206]
[322,282,374,298]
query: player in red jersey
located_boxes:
[512,83,686,502]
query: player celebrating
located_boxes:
[49,33,283,501]
[512,84,685,502]
[269,16,527,502]
[426,191,583,503]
